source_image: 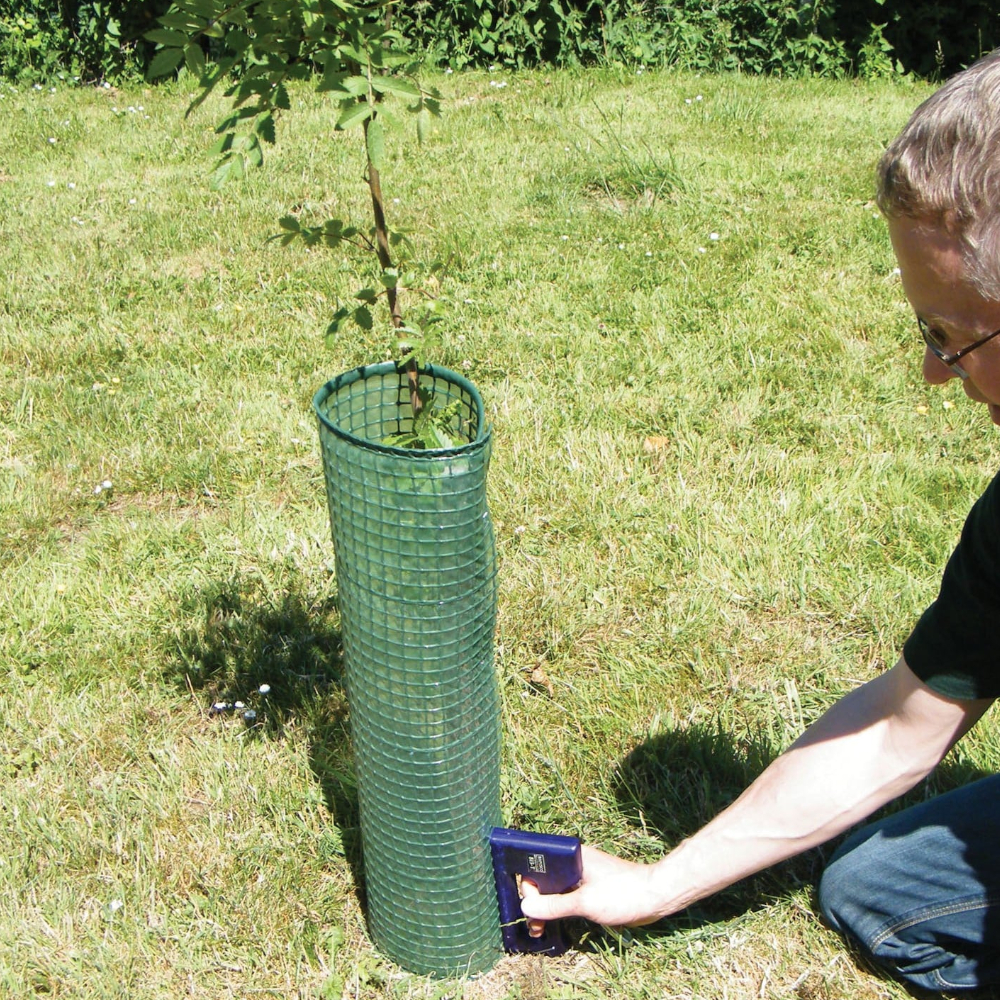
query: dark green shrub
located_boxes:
[658,0,850,76]
[395,1,853,76]
[395,1,1000,77]
[396,0,607,69]
[831,0,1000,77]
[4,0,998,84]
[0,1,69,79]
[0,0,169,82]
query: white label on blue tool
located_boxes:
[527,853,547,874]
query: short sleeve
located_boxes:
[903,469,1000,700]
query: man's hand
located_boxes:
[519,845,671,933]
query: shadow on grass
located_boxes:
[167,572,365,903]
[610,720,992,933]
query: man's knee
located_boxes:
[817,827,880,940]
[817,812,1000,992]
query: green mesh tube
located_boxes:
[313,362,501,976]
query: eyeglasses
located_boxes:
[918,316,1000,380]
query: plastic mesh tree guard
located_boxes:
[313,363,502,976]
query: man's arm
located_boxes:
[520,657,993,928]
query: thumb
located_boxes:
[519,879,577,922]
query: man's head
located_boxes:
[877,48,1000,301]
[879,49,1000,424]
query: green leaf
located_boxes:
[156,12,204,31]
[145,28,190,47]
[234,75,271,106]
[147,47,184,79]
[320,974,345,1000]
[185,56,236,117]
[370,49,411,71]
[181,1,220,20]
[224,27,252,52]
[273,83,291,110]
[210,155,244,190]
[336,100,373,130]
[396,334,418,356]
[208,132,235,155]
[365,118,385,172]
[216,107,257,132]
[342,75,371,97]
[317,65,348,94]
[336,42,365,64]
[245,135,264,169]
[184,42,206,79]
[279,215,300,232]
[325,306,351,346]
[370,75,421,100]
[323,219,359,242]
[352,306,373,330]
[380,429,421,449]
[423,420,455,449]
[257,113,276,144]
[355,288,378,303]
[379,268,398,290]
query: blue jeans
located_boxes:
[819,775,1000,992]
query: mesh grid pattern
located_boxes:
[314,363,501,976]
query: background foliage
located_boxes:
[2,0,999,83]
[0,0,169,81]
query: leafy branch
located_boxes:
[148,0,453,441]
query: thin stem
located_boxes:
[364,111,422,418]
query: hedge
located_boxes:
[1,1,997,84]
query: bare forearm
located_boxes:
[521,659,990,928]
[650,699,932,912]
[647,660,985,916]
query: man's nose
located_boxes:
[922,346,961,384]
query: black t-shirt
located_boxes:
[904,469,1000,700]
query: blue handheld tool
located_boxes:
[489,826,583,955]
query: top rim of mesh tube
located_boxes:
[312,361,490,458]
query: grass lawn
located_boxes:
[2,65,999,999]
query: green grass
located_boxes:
[2,66,999,999]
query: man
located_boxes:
[521,49,1000,992]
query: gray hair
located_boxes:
[877,48,1000,299]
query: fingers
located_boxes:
[518,879,547,937]
[519,845,668,929]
